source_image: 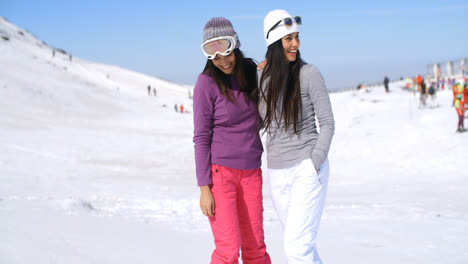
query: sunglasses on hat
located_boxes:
[201,36,237,60]
[266,16,302,39]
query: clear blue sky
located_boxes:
[2,0,468,90]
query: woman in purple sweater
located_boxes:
[193,17,271,264]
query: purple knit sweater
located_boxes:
[193,73,263,186]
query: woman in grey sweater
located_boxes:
[258,10,335,264]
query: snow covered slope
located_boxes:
[1,16,467,264]
[0,16,192,118]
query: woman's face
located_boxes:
[281,32,300,62]
[212,52,236,75]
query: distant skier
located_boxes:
[153,87,157,96]
[412,77,417,95]
[454,94,465,132]
[383,76,390,93]
[419,81,427,109]
[52,49,55,58]
[428,82,436,108]
[148,85,151,95]
[436,67,440,88]
[405,77,411,90]
[174,104,178,112]
[416,74,422,91]
[464,83,468,110]
[452,83,461,105]
[357,83,368,93]
[69,53,72,62]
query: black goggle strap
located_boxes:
[266,20,282,39]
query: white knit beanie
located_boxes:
[263,10,299,47]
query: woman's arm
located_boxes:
[193,74,214,186]
[193,75,217,216]
[306,65,335,170]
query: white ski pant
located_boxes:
[268,158,329,264]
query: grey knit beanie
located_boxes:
[202,17,241,49]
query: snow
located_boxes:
[1,16,467,263]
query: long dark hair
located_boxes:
[202,48,258,103]
[259,39,305,134]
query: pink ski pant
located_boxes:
[208,164,271,264]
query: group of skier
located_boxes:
[147,85,157,96]
[404,74,467,132]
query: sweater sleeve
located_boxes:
[256,69,265,125]
[306,65,335,170]
[193,74,214,186]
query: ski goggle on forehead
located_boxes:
[266,16,302,39]
[201,36,236,60]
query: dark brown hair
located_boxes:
[259,39,305,134]
[202,48,258,103]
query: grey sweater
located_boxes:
[258,64,335,170]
